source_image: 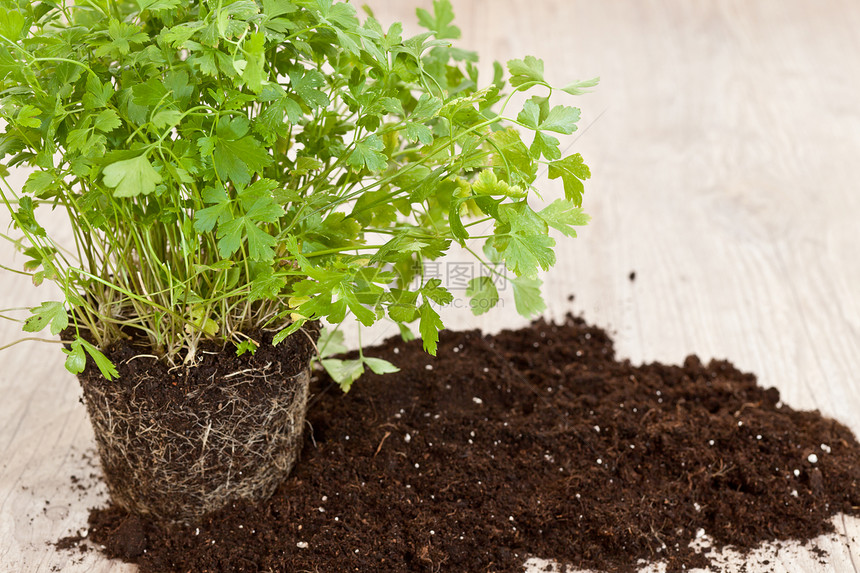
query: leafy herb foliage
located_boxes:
[0,0,596,389]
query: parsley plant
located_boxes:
[0,0,596,389]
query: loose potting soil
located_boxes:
[59,314,860,572]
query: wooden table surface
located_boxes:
[2,1,859,571]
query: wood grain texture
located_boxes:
[1,1,858,571]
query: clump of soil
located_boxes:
[74,324,318,523]
[63,315,860,572]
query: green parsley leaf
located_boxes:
[511,276,546,318]
[248,270,287,301]
[339,287,377,327]
[561,76,600,96]
[539,199,591,237]
[189,305,219,336]
[465,276,499,316]
[245,222,277,261]
[16,105,42,128]
[348,135,388,172]
[490,128,537,185]
[23,171,57,197]
[272,319,307,346]
[448,197,468,243]
[104,19,148,56]
[418,301,444,355]
[539,105,580,134]
[23,301,68,335]
[64,339,87,375]
[194,185,232,233]
[94,109,122,133]
[83,75,114,109]
[471,170,526,198]
[80,338,120,380]
[507,55,545,88]
[235,339,258,356]
[497,232,556,279]
[138,0,181,10]
[102,154,162,198]
[404,122,433,144]
[416,0,461,40]
[263,0,298,19]
[547,153,591,206]
[63,338,119,380]
[161,21,205,48]
[289,68,329,109]
[216,218,244,258]
[151,109,183,129]
[321,358,364,392]
[530,131,561,161]
[213,134,272,185]
[132,77,168,107]
[516,99,542,129]
[518,99,579,158]
[318,328,348,358]
[0,6,26,41]
[412,93,443,121]
[421,278,454,305]
[363,357,400,375]
[242,32,267,93]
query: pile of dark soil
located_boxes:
[61,315,860,572]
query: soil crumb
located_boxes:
[60,315,860,572]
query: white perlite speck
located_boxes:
[808,453,819,464]
[297,542,309,549]
[472,397,483,405]
[821,444,832,453]
[425,364,433,370]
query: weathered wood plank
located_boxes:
[1,1,859,571]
